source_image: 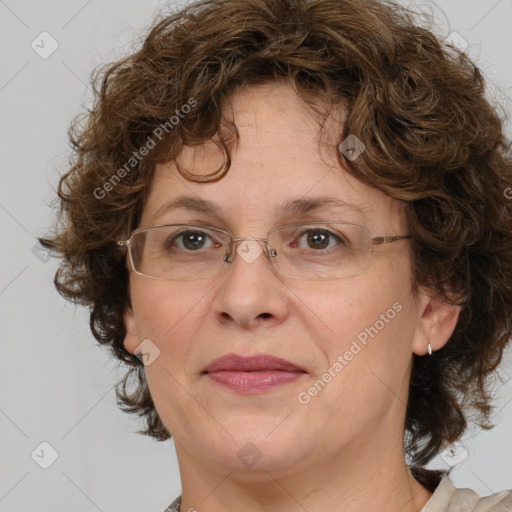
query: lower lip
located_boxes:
[206,370,306,393]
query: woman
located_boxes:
[41,0,512,510]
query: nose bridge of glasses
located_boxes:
[224,236,276,264]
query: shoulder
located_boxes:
[421,475,512,512]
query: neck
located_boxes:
[174,432,433,512]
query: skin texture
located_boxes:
[124,82,460,512]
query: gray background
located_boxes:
[1,1,511,511]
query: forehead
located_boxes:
[141,82,405,232]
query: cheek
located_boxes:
[128,279,216,435]
[129,278,213,360]
[295,281,416,434]
[298,257,416,384]
[294,278,407,353]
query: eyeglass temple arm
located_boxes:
[372,235,412,245]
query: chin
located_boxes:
[193,422,310,473]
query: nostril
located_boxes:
[258,313,272,319]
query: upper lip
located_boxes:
[203,354,306,373]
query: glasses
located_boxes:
[117,222,411,281]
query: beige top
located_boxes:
[420,475,512,511]
[164,475,512,511]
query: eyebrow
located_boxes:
[151,195,370,223]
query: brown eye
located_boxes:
[168,230,213,251]
[306,230,331,250]
[293,228,344,251]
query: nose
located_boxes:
[211,238,289,330]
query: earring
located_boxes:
[427,342,433,355]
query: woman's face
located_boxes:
[124,82,449,476]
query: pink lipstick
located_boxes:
[202,353,307,394]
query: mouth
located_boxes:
[202,353,307,394]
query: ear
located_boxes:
[123,306,140,355]
[411,289,461,356]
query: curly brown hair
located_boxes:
[40,0,512,468]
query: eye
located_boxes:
[292,228,345,251]
[168,230,218,251]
